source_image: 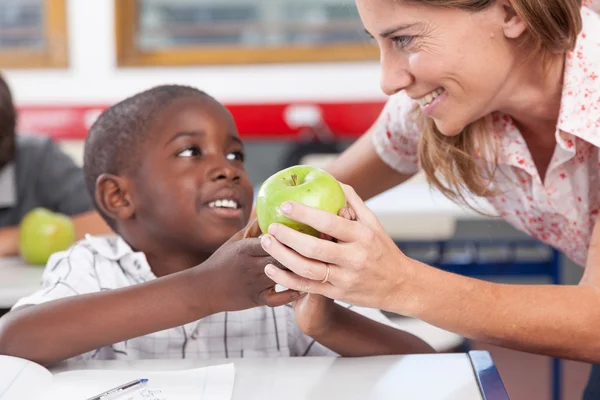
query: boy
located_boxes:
[0,85,433,366]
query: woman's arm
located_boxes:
[396,219,600,362]
[399,260,600,362]
[262,184,600,363]
[326,127,415,201]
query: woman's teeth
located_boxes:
[417,88,444,107]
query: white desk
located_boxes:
[0,257,43,310]
[50,352,508,400]
[364,175,495,241]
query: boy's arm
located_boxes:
[0,267,216,365]
[308,304,434,356]
[0,233,296,366]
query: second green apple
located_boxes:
[20,207,75,265]
[256,165,346,237]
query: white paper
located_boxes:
[51,364,235,400]
[0,355,52,400]
[0,355,234,400]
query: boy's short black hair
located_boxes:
[83,84,214,230]
[0,74,17,169]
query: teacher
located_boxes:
[259,0,600,397]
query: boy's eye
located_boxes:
[227,151,245,162]
[177,146,201,157]
[391,35,415,49]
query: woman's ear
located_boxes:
[499,0,527,40]
[95,173,136,222]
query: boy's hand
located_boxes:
[200,224,300,313]
[243,217,262,239]
[293,293,336,337]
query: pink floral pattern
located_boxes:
[373,6,600,266]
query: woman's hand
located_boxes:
[260,184,417,312]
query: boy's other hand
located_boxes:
[200,224,300,313]
[292,293,336,337]
[242,217,261,239]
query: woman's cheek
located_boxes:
[407,51,441,84]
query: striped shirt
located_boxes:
[13,235,389,361]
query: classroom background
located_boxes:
[0,1,592,399]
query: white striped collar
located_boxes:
[84,234,136,261]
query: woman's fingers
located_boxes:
[339,183,379,226]
[338,206,357,221]
[261,234,335,282]
[275,183,378,242]
[264,264,334,298]
[267,223,343,265]
[279,201,359,242]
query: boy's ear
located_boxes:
[498,0,527,40]
[95,173,136,222]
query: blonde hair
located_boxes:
[412,0,582,207]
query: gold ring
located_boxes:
[321,264,331,284]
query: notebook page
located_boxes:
[0,355,52,400]
[50,363,234,400]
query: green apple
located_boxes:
[256,165,346,237]
[19,208,75,265]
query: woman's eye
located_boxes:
[391,35,415,49]
[227,151,245,162]
[177,147,201,157]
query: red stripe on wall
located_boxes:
[16,101,386,141]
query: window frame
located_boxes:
[0,0,69,69]
[115,0,379,67]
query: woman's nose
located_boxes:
[380,52,414,96]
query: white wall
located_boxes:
[3,0,386,106]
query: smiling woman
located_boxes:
[360,0,582,203]
[258,1,600,398]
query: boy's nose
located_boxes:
[208,161,240,182]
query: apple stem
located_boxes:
[291,174,298,186]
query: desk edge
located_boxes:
[468,350,510,400]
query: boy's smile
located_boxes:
[203,186,244,220]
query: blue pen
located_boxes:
[85,378,149,400]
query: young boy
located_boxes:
[0,85,433,366]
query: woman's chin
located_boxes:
[433,118,466,137]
